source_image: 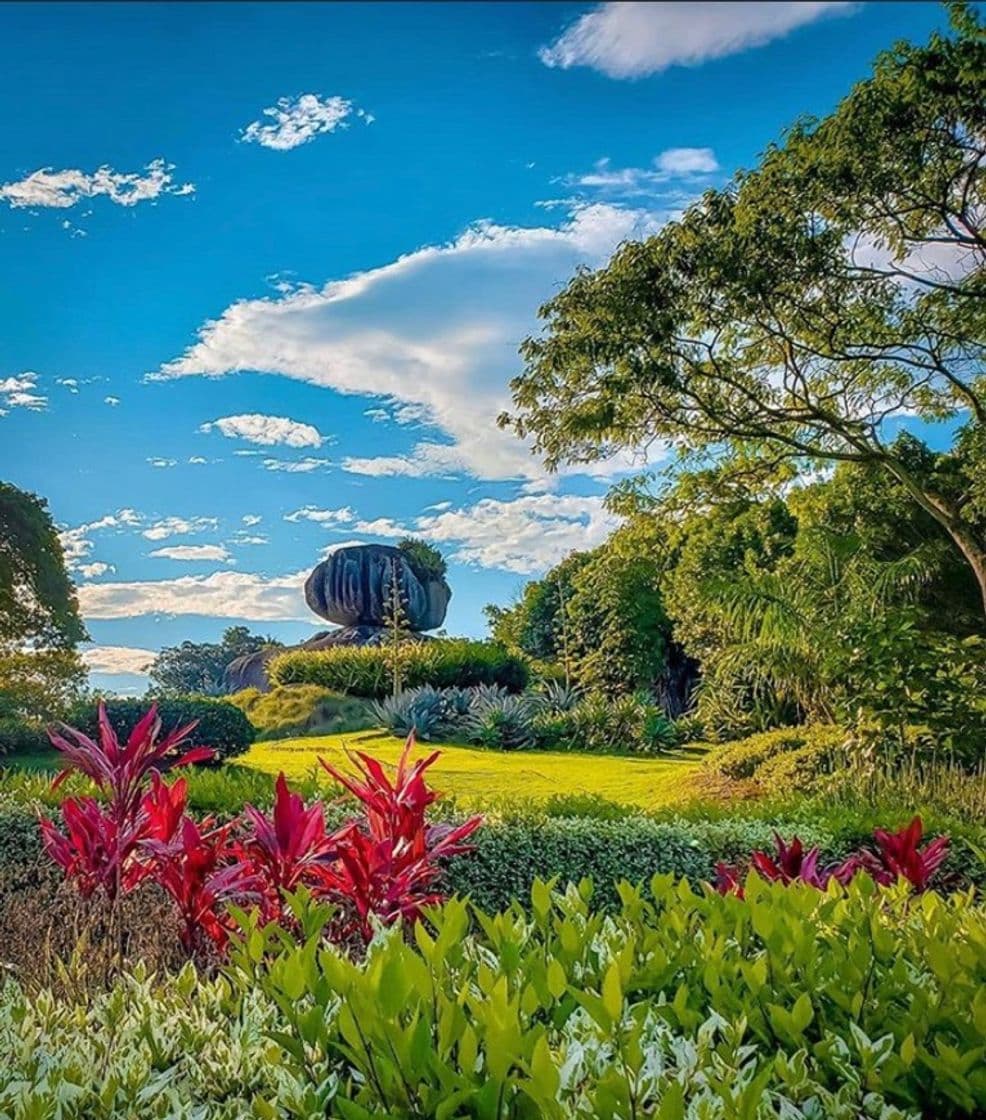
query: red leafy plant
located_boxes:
[714,817,949,897]
[318,740,482,940]
[40,703,213,900]
[40,704,481,955]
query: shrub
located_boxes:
[228,684,373,740]
[703,724,845,781]
[462,691,537,750]
[270,639,529,698]
[0,716,49,757]
[755,737,841,795]
[442,816,710,910]
[65,696,255,762]
[371,685,452,741]
[531,692,665,754]
[233,878,986,1119]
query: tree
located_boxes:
[0,481,86,651]
[149,627,282,696]
[397,538,447,583]
[503,7,986,614]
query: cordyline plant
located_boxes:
[40,703,213,900]
[714,817,950,898]
[39,703,481,955]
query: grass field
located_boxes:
[241,730,704,811]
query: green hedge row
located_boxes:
[269,639,530,698]
[65,697,255,762]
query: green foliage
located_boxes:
[0,481,86,652]
[270,639,529,697]
[0,648,87,722]
[371,685,456,741]
[531,692,674,755]
[703,725,846,782]
[66,696,255,762]
[149,626,283,696]
[502,11,986,612]
[230,878,986,1118]
[0,716,49,757]
[397,536,447,581]
[462,691,537,750]
[228,684,373,740]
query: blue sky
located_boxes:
[0,1,949,692]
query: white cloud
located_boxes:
[285,505,355,525]
[262,457,331,473]
[342,494,619,574]
[539,2,853,78]
[240,93,372,151]
[153,201,666,483]
[0,371,47,413]
[77,561,114,579]
[77,569,313,622]
[59,508,141,567]
[0,158,194,209]
[341,443,470,479]
[141,516,219,542]
[147,457,177,468]
[81,645,156,676]
[242,514,262,526]
[568,148,718,197]
[149,543,232,562]
[188,455,208,464]
[104,396,120,406]
[200,412,327,448]
[233,534,268,546]
[57,377,79,393]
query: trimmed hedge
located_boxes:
[65,697,255,762]
[269,639,529,698]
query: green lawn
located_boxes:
[241,730,703,811]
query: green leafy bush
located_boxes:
[64,696,255,762]
[371,685,453,741]
[0,717,49,757]
[442,816,710,909]
[531,693,665,754]
[228,684,373,740]
[270,639,529,698]
[755,737,842,795]
[229,878,986,1118]
[703,724,846,782]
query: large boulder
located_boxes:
[305,543,451,630]
[223,545,452,693]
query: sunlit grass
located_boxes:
[240,729,704,811]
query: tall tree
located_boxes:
[0,481,86,651]
[503,6,986,613]
[149,626,282,696]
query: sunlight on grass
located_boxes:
[241,730,702,811]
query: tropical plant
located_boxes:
[462,690,537,750]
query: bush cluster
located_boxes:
[65,697,255,762]
[702,724,846,792]
[270,639,530,698]
[0,717,50,757]
[228,684,374,740]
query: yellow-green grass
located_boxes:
[241,729,703,811]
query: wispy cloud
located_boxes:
[262,457,331,473]
[0,371,47,414]
[284,505,355,525]
[149,543,232,562]
[240,93,373,151]
[200,413,327,448]
[0,159,194,209]
[81,645,156,676]
[59,508,141,567]
[539,2,854,79]
[566,147,719,197]
[77,569,313,622]
[153,202,667,484]
[141,516,219,542]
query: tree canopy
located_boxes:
[0,480,86,651]
[149,626,283,696]
[502,5,986,612]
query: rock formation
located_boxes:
[223,544,451,693]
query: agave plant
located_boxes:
[530,679,584,715]
[371,686,450,741]
[463,692,537,750]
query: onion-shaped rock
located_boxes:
[304,543,450,631]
